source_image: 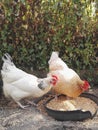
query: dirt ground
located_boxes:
[0,89,98,130]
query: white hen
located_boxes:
[1,53,58,109]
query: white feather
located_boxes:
[48,51,68,70]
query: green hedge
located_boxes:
[0,0,98,73]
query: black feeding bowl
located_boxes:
[45,93,98,121]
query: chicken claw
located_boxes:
[16,101,30,109]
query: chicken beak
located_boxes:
[88,85,92,91]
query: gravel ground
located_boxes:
[0,89,98,130]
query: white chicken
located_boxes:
[48,51,90,98]
[1,53,58,109]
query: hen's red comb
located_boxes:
[52,75,58,80]
[83,80,90,90]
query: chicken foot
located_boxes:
[16,99,38,109]
[16,101,30,109]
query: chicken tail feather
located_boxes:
[2,53,15,72]
[48,51,59,64]
[2,53,13,63]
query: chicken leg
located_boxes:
[25,99,38,107]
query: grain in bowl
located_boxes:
[46,95,97,115]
